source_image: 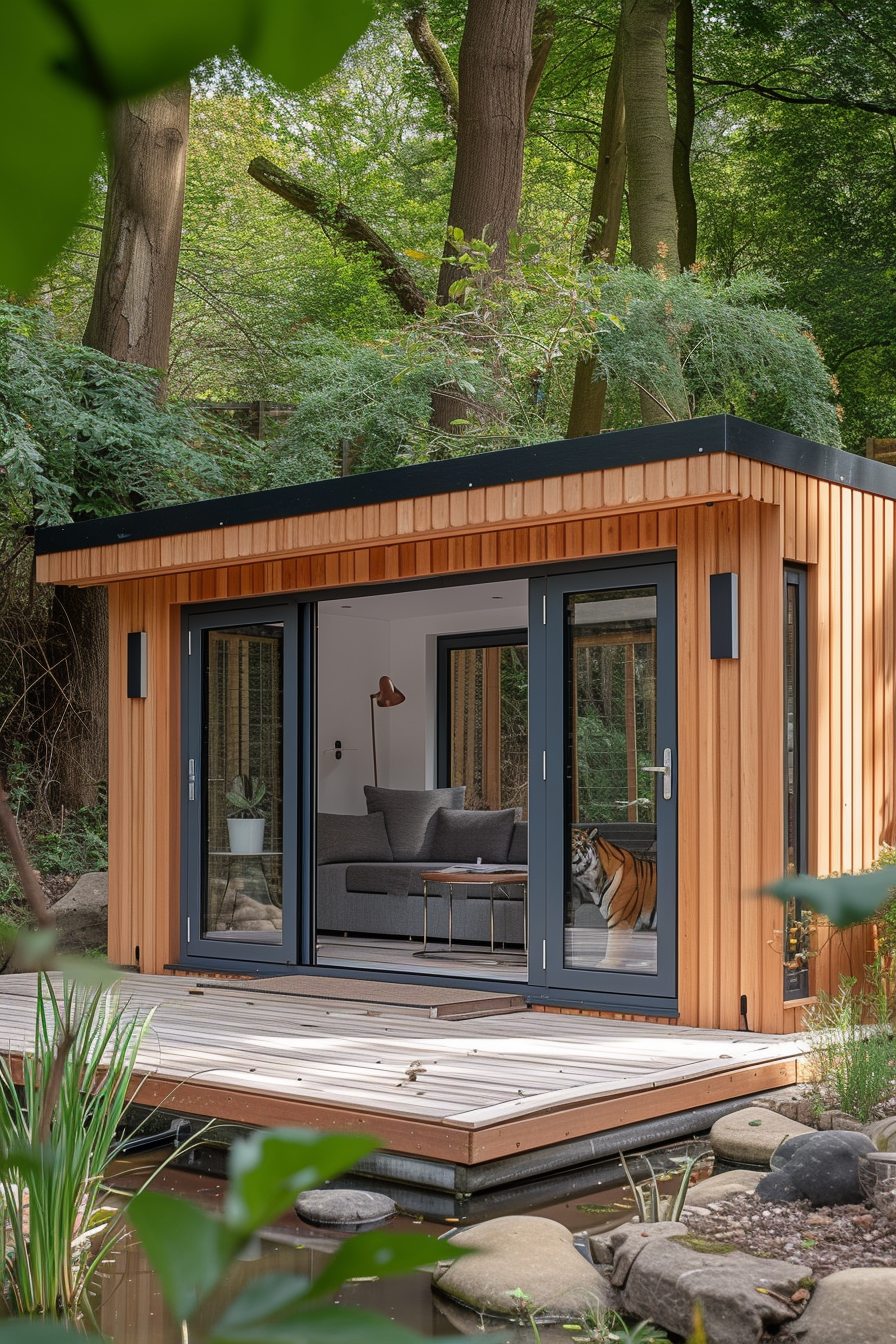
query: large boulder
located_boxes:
[432,1216,610,1322]
[709,1106,813,1167]
[758,1130,875,1206]
[594,1222,811,1344]
[787,1268,896,1343]
[52,871,108,954]
[684,1169,763,1207]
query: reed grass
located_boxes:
[0,973,153,1317]
[804,975,896,1123]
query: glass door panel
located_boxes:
[203,624,284,945]
[184,603,300,964]
[566,588,658,975]
[536,564,677,1001]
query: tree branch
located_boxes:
[694,74,896,118]
[248,157,427,317]
[404,7,459,127]
[525,4,556,123]
[0,779,53,928]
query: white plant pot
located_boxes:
[227,817,266,854]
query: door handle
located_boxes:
[641,747,673,801]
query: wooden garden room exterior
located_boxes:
[34,414,893,1036]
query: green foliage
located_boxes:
[225,776,268,821]
[618,1148,711,1223]
[0,974,153,1315]
[0,305,249,527]
[124,1128,469,1343]
[765,868,896,929]
[1,0,373,294]
[871,845,896,961]
[804,975,896,1122]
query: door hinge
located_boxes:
[188,758,196,801]
[542,750,546,781]
[543,594,547,625]
[542,939,546,970]
[186,917,191,942]
[188,630,192,655]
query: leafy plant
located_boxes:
[225,775,268,820]
[619,1148,711,1223]
[803,975,896,1122]
[0,973,153,1316]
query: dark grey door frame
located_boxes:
[528,561,678,1007]
[181,600,304,965]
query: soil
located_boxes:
[679,1190,896,1280]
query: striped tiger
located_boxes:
[571,827,657,967]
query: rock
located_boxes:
[755,1169,802,1202]
[598,1222,811,1344]
[52,871,108,954]
[864,1116,896,1152]
[751,1087,817,1128]
[710,1106,814,1167]
[295,1189,395,1227]
[684,1169,763,1206]
[759,1130,876,1207]
[787,1268,896,1343]
[432,1216,610,1322]
[816,1108,864,1132]
[771,1133,815,1169]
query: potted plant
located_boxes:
[225,775,268,854]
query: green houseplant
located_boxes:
[225,775,268,854]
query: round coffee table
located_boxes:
[419,869,528,955]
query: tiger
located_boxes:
[570,827,657,968]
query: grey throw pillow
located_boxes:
[317,812,393,865]
[428,807,517,864]
[363,785,465,861]
[508,820,528,865]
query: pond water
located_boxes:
[87,1142,709,1342]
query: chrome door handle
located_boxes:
[640,748,673,801]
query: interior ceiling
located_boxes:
[318,578,529,621]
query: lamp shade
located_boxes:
[373,676,405,708]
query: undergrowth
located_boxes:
[804,974,896,1122]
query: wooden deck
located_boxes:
[0,973,805,1168]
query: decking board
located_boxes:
[0,974,804,1165]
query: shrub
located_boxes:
[804,975,896,1122]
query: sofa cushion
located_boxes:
[363,785,465,861]
[509,820,528,865]
[428,807,517,864]
[344,863,437,898]
[317,812,392,865]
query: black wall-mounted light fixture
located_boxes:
[127,632,147,697]
[709,573,739,659]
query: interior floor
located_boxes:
[316,934,528,982]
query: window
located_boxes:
[784,568,810,1000]
[437,631,528,816]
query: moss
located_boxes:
[671,1235,737,1255]
[799,1277,816,1289]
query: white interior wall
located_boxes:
[316,581,528,814]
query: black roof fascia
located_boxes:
[34,414,893,556]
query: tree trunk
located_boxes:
[525,4,556,123]
[621,0,679,423]
[248,157,427,316]
[83,81,191,382]
[565,22,626,440]
[436,0,539,305]
[673,0,697,270]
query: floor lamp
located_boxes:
[369,676,405,786]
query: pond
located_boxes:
[88,1142,709,1341]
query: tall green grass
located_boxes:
[804,975,896,1123]
[0,974,153,1317]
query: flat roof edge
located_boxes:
[34,415,889,556]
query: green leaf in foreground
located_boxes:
[308,1230,463,1300]
[127,1189,243,1321]
[764,869,896,928]
[0,1326,79,1342]
[226,1129,379,1232]
[210,1302,472,1344]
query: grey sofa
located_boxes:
[316,786,528,945]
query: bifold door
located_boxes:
[183,604,302,963]
[530,564,678,1004]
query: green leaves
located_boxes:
[305,1230,458,1300]
[127,1190,245,1321]
[211,1302,454,1344]
[764,869,896,928]
[225,1129,379,1231]
[0,0,372,294]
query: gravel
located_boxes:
[678,1191,896,1280]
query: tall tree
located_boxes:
[672,0,697,269]
[621,0,679,423]
[565,19,626,439]
[436,0,539,304]
[83,82,191,379]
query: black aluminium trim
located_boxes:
[34,414,896,556]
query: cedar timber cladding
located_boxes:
[37,433,892,1034]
